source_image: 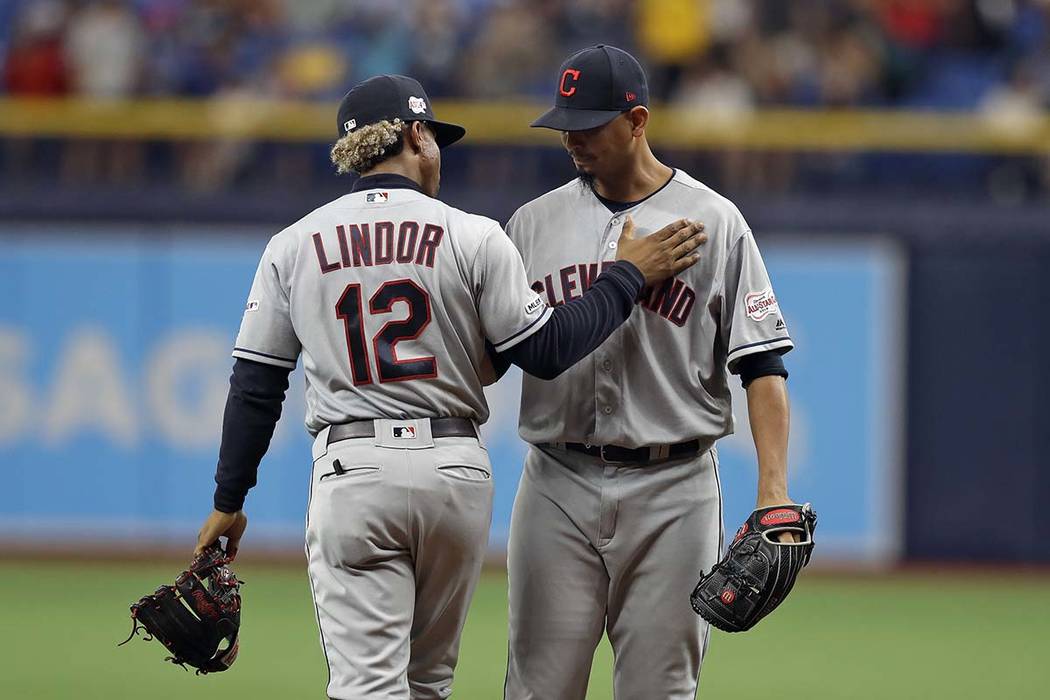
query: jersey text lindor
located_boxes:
[312,220,445,273]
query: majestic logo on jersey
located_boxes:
[775,317,786,331]
[366,192,389,203]
[245,300,259,312]
[408,96,427,114]
[559,69,581,97]
[532,263,696,327]
[524,296,545,315]
[745,288,778,321]
[343,118,357,132]
[392,425,416,439]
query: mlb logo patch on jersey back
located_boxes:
[366,192,389,203]
[392,425,416,439]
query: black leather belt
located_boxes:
[546,439,702,465]
[327,417,477,445]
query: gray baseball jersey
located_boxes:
[504,169,792,700]
[232,186,551,434]
[506,169,792,448]
[233,179,553,699]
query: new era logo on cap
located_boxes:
[343,118,357,132]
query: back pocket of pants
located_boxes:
[318,459,381,482]
[436,463,491,482]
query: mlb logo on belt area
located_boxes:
[392,426,416,439]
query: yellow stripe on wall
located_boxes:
[0,98,1048,154]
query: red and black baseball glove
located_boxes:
[690,503,817,632]
[119,544,242,674]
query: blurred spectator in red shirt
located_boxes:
[3,0,70,96]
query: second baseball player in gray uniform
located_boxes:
[193,74,706,700]
[501,46,797,699]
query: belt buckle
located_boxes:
[599,445,630,465]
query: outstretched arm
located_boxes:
[492,217,706,380]
[500,261,644,379]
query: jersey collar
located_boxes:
[351,173,425,194]
[591,168,677,213]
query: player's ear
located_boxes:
[404,121,424,153]
[627,106,649,137]
[406,121,434,154]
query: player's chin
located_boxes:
[576,167,596,188]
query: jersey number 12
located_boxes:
[336,279,437,384]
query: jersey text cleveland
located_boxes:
[312,221,445,274]
[532,262,696,327]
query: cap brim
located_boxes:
[428,120,466,148]
[530,106,623,131]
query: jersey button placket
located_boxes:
[600,218,621,262]
[594,350,620,439]
[594,218,623,442]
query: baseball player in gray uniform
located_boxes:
[192,74,706,700]
[499,46,798,699]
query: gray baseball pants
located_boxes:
[306,420,494,700]
[505,444,723,700]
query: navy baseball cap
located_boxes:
[531,45,649,132]
[336,74,465,148]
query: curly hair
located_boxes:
[330,119,406,174]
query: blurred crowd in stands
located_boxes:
[0,0,1048,200]
[3,0,1049,110]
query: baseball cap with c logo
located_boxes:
[532,45,649,132]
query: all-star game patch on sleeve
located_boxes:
[231,240,302,370]
[721,229,793,372]
[474,225,553,353]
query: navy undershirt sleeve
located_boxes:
[735,350,788,388]
[213,358,292,513]
[498,260,645,380]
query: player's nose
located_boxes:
[563,130,587,148]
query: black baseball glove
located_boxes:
[690,503,816,632]
[119,544,242,674]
